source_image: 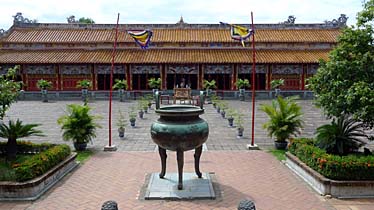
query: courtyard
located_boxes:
[1,99,373,209]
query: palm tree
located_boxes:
[315,115,367,155]
[0,119,44,160]
[260,96,304,145]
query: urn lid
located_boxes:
[155,105,204,117]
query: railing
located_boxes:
[17,90,315,101]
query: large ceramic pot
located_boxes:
[150,105,209,190]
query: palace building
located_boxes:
[0,14,347,92]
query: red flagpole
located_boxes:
[108,13,120,148]
[250,12,256,146]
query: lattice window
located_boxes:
[61,65,90,75]
[204,65,232,74]
[96,64,125,74]
[239,64,266,74]
[25,65,56,74]
[131,65,160,74]
[272,64,302,75]
[167,65,198,74]
[307,64,319,75]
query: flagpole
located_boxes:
[249,11,257,148]
[104,13,120,151]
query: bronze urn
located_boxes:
[150,104,209,190]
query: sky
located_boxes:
[0,0,365,30]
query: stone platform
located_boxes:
[144,172,216,200]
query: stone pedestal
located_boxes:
[247,144,259,150]
[104,145,117,152]
[144,172,215,200]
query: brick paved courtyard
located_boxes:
[1,99,373,209]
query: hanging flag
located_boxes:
[127,29,153,49]
[220,22,254,47]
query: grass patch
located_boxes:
[76,150,94,163]
[269,149,286,161]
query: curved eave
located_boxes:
[0,49,330,64]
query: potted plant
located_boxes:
[148,77,161,95]
[128,106,137,127]
[76,79,92,103]
[235,112,245,138]
[260,96,304,150]
[226,108,236,127]
[57,104,101,151]
[137,99,145,118]
[143,102,149,114]
[236,78,250,101]
[116,109,127,138]
[144,94,153,109]
[220,101,228,118]
[203,79,216,103]
[270,79,284,98]
[210,94,219,108]
[113,79,128,102]
[215,100,221,113]
[37,79,53,102]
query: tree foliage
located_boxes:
[309,0,374,129]
[0,65,22,120]
[78,17,95,24]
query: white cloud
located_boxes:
[0,0,363,30]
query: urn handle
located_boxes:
[199,91,204,109]
[155,91,160,110]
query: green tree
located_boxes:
[78,17,95,24]
[309,0,374,129]
[0,65,22,120]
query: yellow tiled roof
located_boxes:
[1,28,340,43]
[0,49,330,64]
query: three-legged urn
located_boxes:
[150,104,209,190]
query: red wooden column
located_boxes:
[199,64,204,90]
[161,64,166,90]
[21,65,27,91]
[92,64,97,91]
[301,64,306,90]
[232,64,237,90]
[56,64,61,91]
[267,64,272,90]
[126,64,131,90]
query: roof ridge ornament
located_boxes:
[0,29,5,37]
[324,14,348,27]
[176,16,187,28]
[13,12,37,25]
[67,15,77,23]
[283,15,296,24]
